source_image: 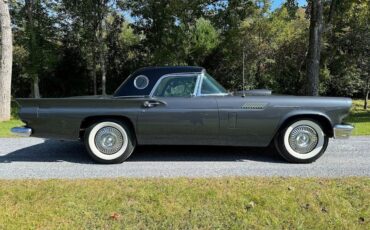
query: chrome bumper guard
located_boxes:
[11,127,32,137]
[333,124,354,139]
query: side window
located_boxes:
[153,75,198,97]
[201,74,227,95]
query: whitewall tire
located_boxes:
[84,120,136,164]
[275,119,329,163]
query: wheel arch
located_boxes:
[79,115,137,140]
[275,112,334,138]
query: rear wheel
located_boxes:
[275,119,329,163]
[84,120,136,164]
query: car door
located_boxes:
[216,96,279,147]
[137,74,219,145]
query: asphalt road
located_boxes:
[0,137,369,179]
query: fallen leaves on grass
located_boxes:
[245,201,256,210]
[109,212,121,221]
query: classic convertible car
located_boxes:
[12,66,354,163]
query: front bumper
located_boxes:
[11,127,32,137]
[333,124,354,139]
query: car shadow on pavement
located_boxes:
[0,139,285,164]
[0,140,93,164]
[130,145,285,163]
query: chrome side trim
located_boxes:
[114,95,147,99]
[333,124,354,139]
[11,127,32,137]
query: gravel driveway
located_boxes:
[0,137,369,179]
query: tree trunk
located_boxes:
[365,78,369,110]
[98,19,106,96]
[0,0,13,121]
[100,50,106,95]
[306,0,323,96]
[327,0,336,24]
[92,49,97,95]
[26,0,40,98]
[33,74,40,98]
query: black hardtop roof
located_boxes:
[114,66,205,97]
[133,66,205,78]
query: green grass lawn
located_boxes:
[0,178,368,229]
[345,100,370,136]
[0,119,24,138]
[0,103,24,138]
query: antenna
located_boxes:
[242,48,246,97]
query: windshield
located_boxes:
[201,73,227,95]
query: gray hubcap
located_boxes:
[288,125,318,154]
[95,126,124,155]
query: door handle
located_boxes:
[143,100,166,108]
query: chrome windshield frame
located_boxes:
[196,72,229,97]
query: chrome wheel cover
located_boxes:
[288,125,318,154]
[94,126,124,155]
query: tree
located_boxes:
[5,0,368,101]
[364,71,370,109]
[62,0,112,95]
[123,0,184,65]
[24,0,40,98]
[20,0,58,98]
[186,18,219,65]
[271,7,309,95]
[355,3,370,109]
[306,0,323,96]
[95,0,111,95]
[320,0,369,106]
[122,0,217,66]
[284,0,299,19]
[204,0,263,90]
[0,0,12,121]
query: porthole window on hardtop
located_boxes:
[134,75,149,90]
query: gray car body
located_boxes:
[16,66,352,147]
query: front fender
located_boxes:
[274,110,334,138]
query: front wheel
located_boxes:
[84,120,136,164]
[275,119,329,163]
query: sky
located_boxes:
[271,0,307,11]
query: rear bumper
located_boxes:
[333,124,354,139]
[11,127,32,137]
